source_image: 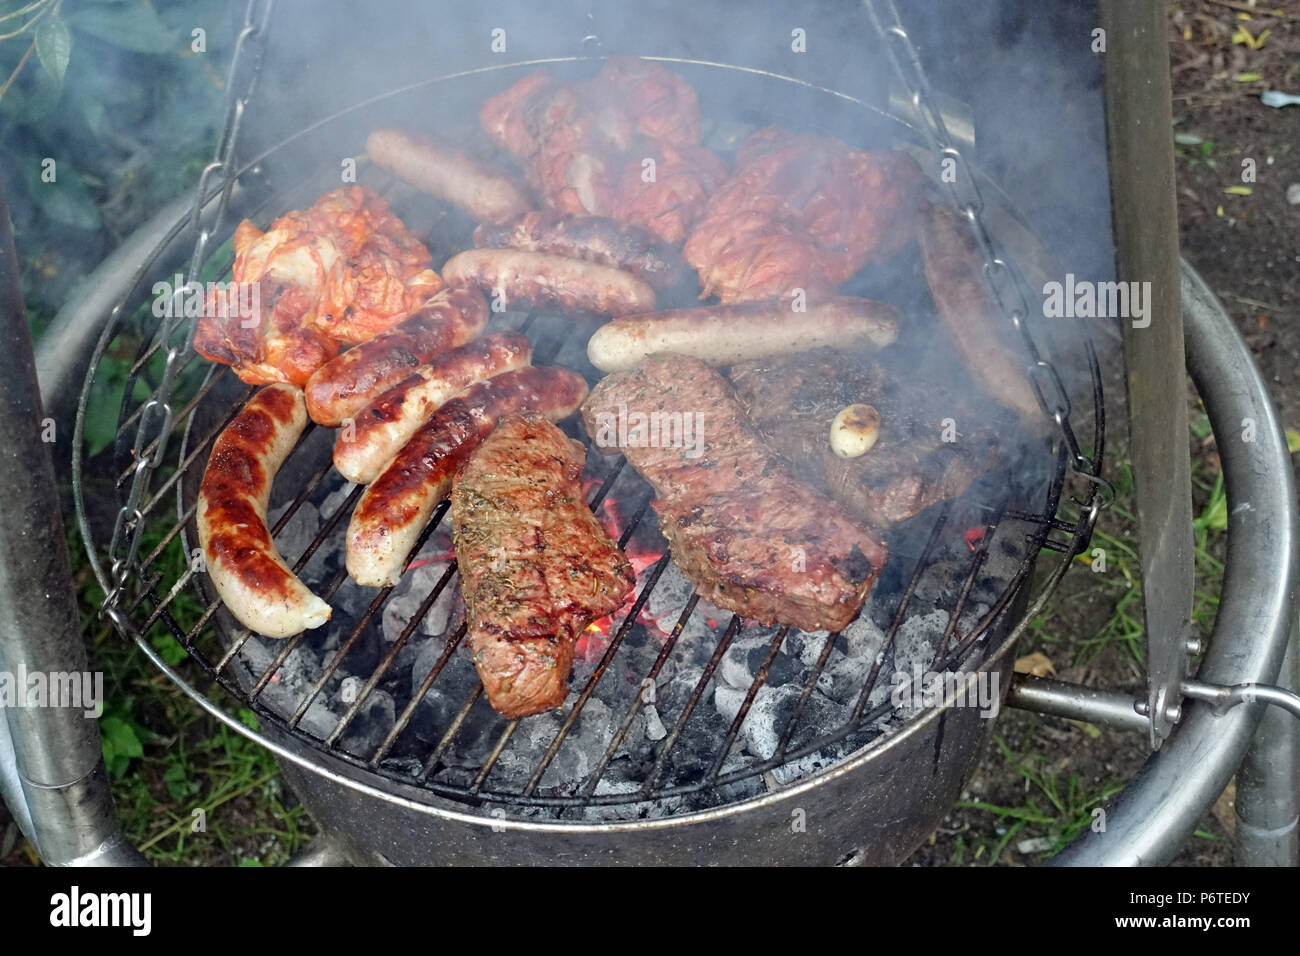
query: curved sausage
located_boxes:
[918,200,1046,428]
[586,297,899,372]
[441,249,655,318]
[304,286,488,426]
[473,212,686,290]
[367,127,532,225]
[332,331,534,484]
[346,366,589,588]
[197,384,331,638]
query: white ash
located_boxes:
[267,500,320,575]
[221,446,1037,822]
[382,560,459,643]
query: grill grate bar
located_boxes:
[134,388,262,520]
[287,508,446,731]
[289,587,392,729]
[118,351,211,439]
[372,620,466,766]
[247,563,351,701]
[930,509,1003,670]
[471,720,520,794]
[244,487,364,699]
[326,560,459,747]
[774,629,840,762]
[585,455,626,513]
[642,614,744,796]
[419,681,483,782]
[849,504,952,726]
[520,552,670,797]
[708,626,790,782]
[578,593,700,800]
[116,370,251,492]
[136,502,197,582]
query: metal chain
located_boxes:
[864,0,1097,482]
[101,0,275,622]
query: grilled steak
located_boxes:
[453,414,635,718]
[729,348,1011,526]
[582,355,887,633]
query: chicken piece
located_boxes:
[195,186,443,386]
[479,58,727,244]
[684,128,922,303]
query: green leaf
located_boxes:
[1234,72,1262,83]
[1224,185,1253,196]
[100,714,144,779]
[1190,415,1213,440]
[152,632,189,666]
[34,17,71,86]
[18,157,101,231]
[1286,428,1300,453]
[66,3,176,54]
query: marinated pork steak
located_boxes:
[582,355,888,633]
[729,348,1012,526]
[453,415,635,718]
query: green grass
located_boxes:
[70,517,318,866]
[1025,409,1228,670]
[953,734,1126,865]
[951,405,1237,866]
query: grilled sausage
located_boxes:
[441,249,655,318]
[304,287,488,426]
[346,366,589,588]
[366,127,532,225]
[332,332,534,484]
[918,200,1046,427]
[473,211,686,290]
[586,297,899,372]
[196,384,331,638]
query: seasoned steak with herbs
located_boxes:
[729,348,1011,526]
[582,354,887,633]
[453,414,635,718]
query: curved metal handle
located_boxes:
[1181,679,1300,722]
[1052,260,1299,866]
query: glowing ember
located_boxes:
[963,527,986,551]
[573,482,668,663]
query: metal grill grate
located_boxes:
[72,61,1105,820]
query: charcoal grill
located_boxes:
[3,0,1298,867]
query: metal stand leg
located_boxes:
[0,179,145,866]
[1235,621,1299,865]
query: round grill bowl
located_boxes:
[72,57,1102,865]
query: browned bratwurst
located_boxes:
[346,366,589,588]
[918,200,1047,429]
[197,384,331,638]
[332,331,533,484]
[473,211,686,290]
[366,127,532,225]
[304,286,487,426]
[441,249,655,318]
[454,415,635,718]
